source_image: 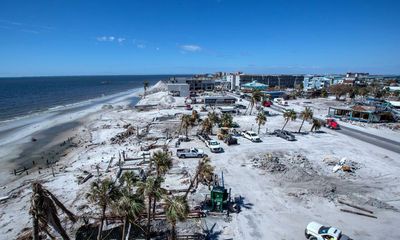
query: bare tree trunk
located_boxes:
[184,171,199,199]
[298,119,305,133]
[125,222,131,240]
[258,124,261,134]
[171,222,176,240]
[152,197,157,219]
[249,102,254,115]
[281,119,289,130]
[122,216,128,240]
[146,197,152,240]
[32,215,39,240]
[97,206,106,240]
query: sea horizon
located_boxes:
[0,74,173,122]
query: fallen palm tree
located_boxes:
[30,182,77,240]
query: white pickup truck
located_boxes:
[305,222,352,240]
[176,148,205,158]
[198,134,223,153]
[205,139,223,153]
[241,131,262,142]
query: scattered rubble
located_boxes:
[251,152,317,182]
[110,126,136,144]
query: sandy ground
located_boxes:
[1,87,399,239]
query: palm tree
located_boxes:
[184,157,214,199]
[143,80,149,98]
[255,111,267,134]
[136,177,166,240]
[282,109,297,131]
[246,90,263,115]
[152,150,173,177]
[310,119,322,132]
[151,150,172,218]
[179,114,192,139]
[112,191,144,240]
[30,182,77,240]
[207,112,220,133]
[163,195,189,240]
[86,178,120,240]
[201,117,213,135]
[298,107,313,133]
[190,110,199,125]
[119,171,139,193]
[220,113,233,128]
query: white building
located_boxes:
[226,73,242,90]
[303,76,332,90]
[167,83,190,97]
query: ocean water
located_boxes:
[0,75,168,121]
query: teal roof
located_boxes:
[242,81,268,89]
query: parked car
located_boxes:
[206,140,223,153]
[185,104,193,110]
[262,100,273,107]
[218,122,240,128]
[325,118,340,129]
[224,135,238,145]
[234,104,247,109]
[305,222,353,240]
[273,129,296,141]
[241,131,262,142]
[176,148,205,158]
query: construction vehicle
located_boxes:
[325,118,340,129]
[209,172,230,212]
[305,222,352,240]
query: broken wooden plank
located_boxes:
[338,199,374,214]
[340,208,377,219]
[79,173,93,185]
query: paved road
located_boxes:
[270,105,400,154]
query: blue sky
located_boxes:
[1,0,400,76]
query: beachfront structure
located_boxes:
[337,72,369,86]
[386,86,400,92]
[204,96,237,106]
[241,81,268,92]
[327,105,395,123]
[261,90,286,99]
[303,76,332,90]
[167,83,190,97]
[169,76,215,91]
[238,74,304,89]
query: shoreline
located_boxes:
[0,86,145,186]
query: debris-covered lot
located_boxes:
[174,106,400,239]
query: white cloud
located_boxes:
[96,36,118,42]
[180,44,202,52]
[136,44,146,49]
[117,38,126,43]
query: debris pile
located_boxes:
[252,152,317,182]
[110,126,136,144]
[323,156,361,174]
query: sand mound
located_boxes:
[146,81,167,95]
